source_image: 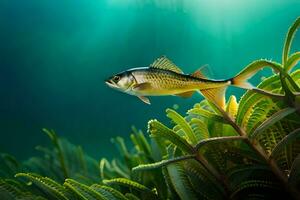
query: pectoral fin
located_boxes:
[137,96,151,105]
[175,91,195,98]
[199,86,227,109]
[133,82,151,91]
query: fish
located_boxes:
[105,56,254,109]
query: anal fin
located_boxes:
[137,96,151,105]
[175,91,195,98]
[199,87,227,109]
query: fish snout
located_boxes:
[105,78,120,89]
[105,78,114,86]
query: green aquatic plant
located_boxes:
[1,17,300,200]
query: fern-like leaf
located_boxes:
[251,107,297,140]
[125,193,140,200]
[166,108,197,145]
[42,129,69,179]
[271,128,300,159]
[148,120,195,154]
[283,17,300,68]
[166,162,198,200]
[0,178,45,200]
[187,107,228,124]
[103,178,153,194]
[231,180,281,199]
[15,173,69,200]
[64,178,107,200]
[132,155,196,172]
[286,52,300,72]
[195,136,246,151]
[90,184,128,200]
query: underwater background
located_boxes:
[1,0,300,160]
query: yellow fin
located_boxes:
[231,68,255,89]
[199,86,228,109]
[190,64,209,79]
[150,56,183,74]
[175,91,194,98]
[137,96,151,104]
[231,75,254,89]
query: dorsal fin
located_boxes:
[191,64,209,79]
[150,56,183,74]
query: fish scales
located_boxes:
[132,68,226,91]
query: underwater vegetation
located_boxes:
[1,17,300,200]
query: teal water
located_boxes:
[0,0,299,160]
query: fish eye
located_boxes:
[113,76,120,82]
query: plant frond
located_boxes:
[183,159,225,199]
[148,120,195,154]
[0,178,45,200]
[195,136,246,151]
[189,118,210,141]
[131,127,152,157]
[187,107,228,124]
[166,109,197,144]
[283,17,300,68]
[132,155,196,172]
[271,128,300,159]
[231,180,281,199]
[42,129,69,179]
[166,162,198,200]
[251,107,297,140]
[103,178,154,195]
[286,52,300,72]
[125,193,140,200]
[64,178,106,200]
[15,173,69,200]
[90,184,128,200]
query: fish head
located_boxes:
[105,71,136,92]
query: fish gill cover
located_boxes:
[0,15,300,200]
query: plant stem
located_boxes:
[195,136,246,151]
[194,153,231,199]
[251,88,285,100]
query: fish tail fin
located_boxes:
[199,86,228,110]
[230,74,254,89]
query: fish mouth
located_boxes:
[105,79,119,89]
